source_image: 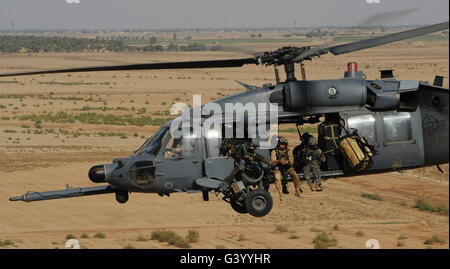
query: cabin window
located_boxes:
[347,114,377,145]
[383,112,413,143]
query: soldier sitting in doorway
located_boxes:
[301,137,326,191]
[293,132,313,173]
[270,136,303,201]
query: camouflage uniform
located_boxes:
[270,137,302,201]
[220,139,273,189]
[301,137,326,191]
[293,132,313,173]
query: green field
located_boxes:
[124,33,448,48]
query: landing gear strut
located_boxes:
[230,193,248,214]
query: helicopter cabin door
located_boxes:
[343,109,423,171]
[154,131,202,192]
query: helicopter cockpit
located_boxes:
[134,125,169,156]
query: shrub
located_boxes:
[275,225,289,233]
[289,235,300,239]
[123,244,136,249]
[414,198,449,215]
[0,239,14,247]
[312,232,338,249]
[186,230,200,243]
[237,234,246,241]
[356,231,365,237]
[93,233,105,239]
[151,229,191,249]
[424,235,445,245]
[136,234,148,242]
[361,193,384,202]
[80,233,89,239]
[65,234,76,240]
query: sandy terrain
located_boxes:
[0,38,448,249]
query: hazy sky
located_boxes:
[0,0,448,30]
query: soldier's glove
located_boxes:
[280,158,289,166]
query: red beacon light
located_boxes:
[344,62,363,78]
[347,62,358,72]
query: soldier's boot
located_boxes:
[278,190,283,201]
[282,182,289,194]
[294,185,301,198]
[315,183,323,191]
[307,181,316,192]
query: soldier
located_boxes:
[219,138,273,191]
[270,137,302,201]
[301,137,326,191]
[293,132,313,172]
[164,137,183,158]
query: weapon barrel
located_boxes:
[9,185,115,202]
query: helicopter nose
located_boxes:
[89,165,106,183]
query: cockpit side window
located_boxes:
[162,132,197,159]
[135,126,169,155]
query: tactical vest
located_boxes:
[303,148,321,162]
[275,148,290,168]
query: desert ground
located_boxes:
[0,36,448,249]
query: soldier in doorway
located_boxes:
[270,137,302,201]
[301,137,326,191]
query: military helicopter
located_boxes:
[3,21,449,217]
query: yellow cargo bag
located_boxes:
[339,134,374,171]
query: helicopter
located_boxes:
[3,21,449,217]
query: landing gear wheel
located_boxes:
[244,189,273,217]
[230,194,248,214]
[115,190,129,204]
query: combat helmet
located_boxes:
[308,137,319,149]
[301,132,312,143]
[277,136,289,148]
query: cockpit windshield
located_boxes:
[134,126,169,156]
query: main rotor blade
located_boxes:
[291,21,449,63]
[0,57,258,77]
[326,21,449,55]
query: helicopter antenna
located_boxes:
[300,62,307,80]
